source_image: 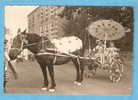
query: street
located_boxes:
[6,58,132,95]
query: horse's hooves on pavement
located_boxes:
[49,88,56,92]
[41,87,48,91]
[74,81,82,86]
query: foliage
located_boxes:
[60,6,133,51]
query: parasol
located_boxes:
[88,20,125,41]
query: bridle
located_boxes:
[10,34,25,52]
[10,33,50,55]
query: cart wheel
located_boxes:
[85,64,98,78]
[109,61,123,83]
[85,70,96,78]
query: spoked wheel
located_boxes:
[84,60,100,78]
[109,59,124,83]
[85,65,97,78]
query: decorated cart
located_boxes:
[85,20,125,83]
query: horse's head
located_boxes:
[9,28,51,59]
[9,29,28,60]
[19,30,42,54]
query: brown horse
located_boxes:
[9,30,86,92]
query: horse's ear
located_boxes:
[17,28,21,33]
[22,29,27,35]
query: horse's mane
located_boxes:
[26,33,42,43]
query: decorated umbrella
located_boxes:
[88,20,125,41]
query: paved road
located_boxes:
[6,59,132,95]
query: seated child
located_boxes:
[107,42,119,63]
[92,40,104,63]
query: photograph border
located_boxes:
[0,0,138,100]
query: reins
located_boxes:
[23,39,49,48]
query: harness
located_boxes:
[14,35,96,65]
[10,35,24,52]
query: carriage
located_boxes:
[8,20,125,92]
[84,20,125,83]
[84,42,124,83]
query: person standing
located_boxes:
[4,39,10,92]
[4,39,18,92]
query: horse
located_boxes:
[9,30,86,92]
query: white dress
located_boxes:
[93,45,104,64]
[107,47,119,63]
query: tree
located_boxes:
[61,6,133,51]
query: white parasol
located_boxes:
[88,20,125,41]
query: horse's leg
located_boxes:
[79,60,84,82]
[47,64,56,92]
[72,58,82,86]
[39,62,49,91]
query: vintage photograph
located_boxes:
[4,6,133,95]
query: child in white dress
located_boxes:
[93,40,104,64]
[108,42,119,63]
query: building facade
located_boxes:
[27,6,66,39]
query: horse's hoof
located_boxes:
[41,87,48,91]
[49,88,56,92]
[74,81,82,86]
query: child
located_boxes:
[108,42,119,55]
[93,40,104,64]
[108,42,119,63]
